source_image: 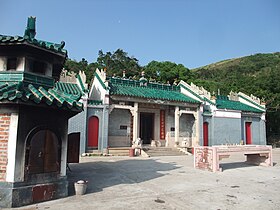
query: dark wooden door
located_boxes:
[203,122,209,146]
[140,113,154,144]
[27,130,60,174]
[44,131,59,172]
[88,116,99,147]
[67,132,80,163]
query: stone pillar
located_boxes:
[133,102,139,142]
[60,131,68,177]
[101,105,109,152]
[174,106,180,147]
[194,111,200,147]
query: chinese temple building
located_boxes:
[0,17,82,207]
[68,68,266,155]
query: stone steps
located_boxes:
[143,147,185,157]
[85,148,130,156]
[108,147,130,156]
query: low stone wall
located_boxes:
[194,145,273,172]
[0,177,68,208]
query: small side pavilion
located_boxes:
[0,17,82,207]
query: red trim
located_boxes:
[245,122,252,144]
[203,122,209,146]
[88,116,99,147]
[160,110,165,140]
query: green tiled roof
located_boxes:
[109,77,200,103]
[88,99,103,105]
[0,74,83,112]
[216,97,263,113]
[0,34,67,55]
[55,82,83,100]
[0,17,67,55]
[0,71,54,89]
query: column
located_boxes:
[6,113,19,182]
[133,102,139,142]
[174,106,180,147]
[194,111,200,147]
[101,105,109,152]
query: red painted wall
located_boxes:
[245,122,252,144]
[203,122,209,146]
[88,116,99,147]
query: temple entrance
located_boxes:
[140,112,154,144]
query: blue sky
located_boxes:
[1,0,279,69]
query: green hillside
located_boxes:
[192,52,280,143]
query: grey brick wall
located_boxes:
[212,117,242,145]
[68,110,87,154]
[108,109,131,136]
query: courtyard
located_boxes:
[7,149,280,210]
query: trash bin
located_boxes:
[74,180,88,195]
[129,148,135,157]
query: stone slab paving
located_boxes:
[4,148,280,210]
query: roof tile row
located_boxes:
[0,34,67,55]
[0,81,83,111]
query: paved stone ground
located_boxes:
[5,148,280,210]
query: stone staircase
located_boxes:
[84,147,189,157]
[84,149,102,156]
[84,147,131,156]
[143,146,186,157]
[108,147,131,156]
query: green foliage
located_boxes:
[65,49,141,83]
[143,61,192,84]
[64,58,101,83]
[97,49,141,77]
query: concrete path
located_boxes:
[6,149,280,210]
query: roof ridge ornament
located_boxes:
[24,16,36,40]
[139,71,147,86]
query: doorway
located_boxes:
[88,116,99,148]
[67,132,80,163]
[245,122,252,144]
[203,122,209,146]
[140,113,154,144]
[25,129,61,175]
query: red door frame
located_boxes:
[245,122,252,144]
[88,116,99,147]
[203,122,209,146]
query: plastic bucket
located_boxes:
[74,181,87,195]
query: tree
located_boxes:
[97,49,141,77]
[64,58,85,74]
[143,61,192,84]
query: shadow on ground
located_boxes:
[67,158,180,196]
[219,162,256,171]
